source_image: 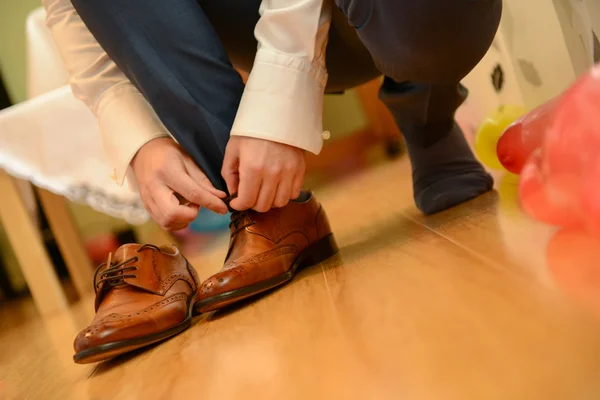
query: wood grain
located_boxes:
[3,159,600,400]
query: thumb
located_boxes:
[222,146,240,196]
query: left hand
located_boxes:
[221,136,306,212]
[131,137,227,231]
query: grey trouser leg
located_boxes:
[335,0,503,144]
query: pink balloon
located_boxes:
[497,97,558,174]
[513,63,600,234]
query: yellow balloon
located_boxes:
[474,105,527,170]
[496,172,520,212]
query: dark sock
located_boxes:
[403,121,493,214]
[380,79,493,214]
[293,190,311,203]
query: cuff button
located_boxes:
[322,130,331,140]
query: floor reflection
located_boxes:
[547,228,600,314]
[497,169,600,316]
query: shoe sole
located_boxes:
[195,233,338,314]
[73,294,197,365]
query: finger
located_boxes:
[230,163,262,211]
[165,169,228,215]
[171,221,193,232]
[273,173,293,208]
[141,191,161,222]
[153,186,199,231]
[169,202,200,232]
[173,202,200,231]
[291,168,305,200]
[141,188,182,230]
[221,146,240,196]
[254,174,278,212]
[183,157,227,198]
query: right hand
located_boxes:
[131,137,228,231]
[221,136,305,212]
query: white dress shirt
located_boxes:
[42,0,331,186]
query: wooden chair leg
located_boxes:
[0,171,67,315]
[354,79,400,136]
[37,188,93,297]
[354,78,404,157]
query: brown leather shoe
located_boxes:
[73,244,199,364]
[195,192,337,313]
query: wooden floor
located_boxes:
[3,158,600,400]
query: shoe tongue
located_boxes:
[94,243,143,311]
[113,243,143,262]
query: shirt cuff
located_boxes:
[94,83,170,186]
[230,49,328,154]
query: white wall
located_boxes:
[458,0,597,139]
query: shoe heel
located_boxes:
[299,234,339,268]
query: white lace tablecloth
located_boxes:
[0,85,149,225]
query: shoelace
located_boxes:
[229,211,256,236]
[224,194,256,236]
[93,244,161,292]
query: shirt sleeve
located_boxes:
[42,0,170,186]
[230,0,332,154]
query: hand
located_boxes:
[222,136,305,212]
[131,137,228,231]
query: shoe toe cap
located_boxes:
[197,274,231,300]
[73,315,127,353]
